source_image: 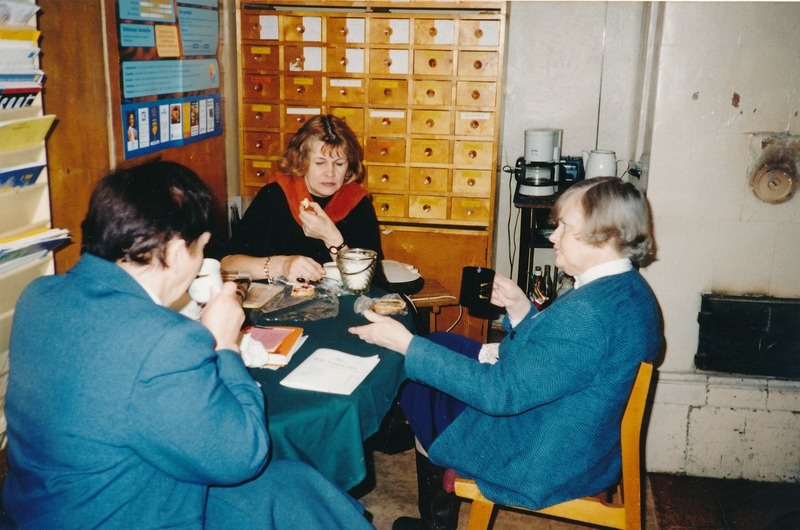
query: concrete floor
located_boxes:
[360,448,659,530]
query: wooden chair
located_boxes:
[454,361,654,530]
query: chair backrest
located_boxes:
[618,361,654,528]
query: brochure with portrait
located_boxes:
[280,348,380,395]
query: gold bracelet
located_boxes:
[263,256,272,283]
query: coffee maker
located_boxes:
[514,128,562,201]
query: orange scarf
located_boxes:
[275,172,369,226]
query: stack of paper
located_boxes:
[280,349,380,395]
[240,326,305,369]
[0,226,70,274]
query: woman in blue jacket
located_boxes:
[2,160,372,529]
[350,177,662,530]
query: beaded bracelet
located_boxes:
[263,256,273,283]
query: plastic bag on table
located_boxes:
[353,293,408,316]
[249,277,340,323]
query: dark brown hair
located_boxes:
[278,114,365,184]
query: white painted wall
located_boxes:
[499,1,800,482]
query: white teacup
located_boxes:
[188,258,223,304]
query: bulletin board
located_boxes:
[114,0,222,159]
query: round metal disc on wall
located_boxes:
[751,165,798,204]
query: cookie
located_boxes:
[291,283,316,297]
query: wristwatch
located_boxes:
[328,241,347,255]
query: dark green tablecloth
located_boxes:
[247,291,412,490]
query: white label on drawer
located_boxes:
[460,112,491,121]
[259,16,278,40]
[433,20,455,45]
[388,49,409,74]
[287,107,322,115]
[478,21,501,46]
[370,109,406,119]
[302,17,322,41]
[330,78,363,88]
[290,47,322,72]
[345,48,365,73]
[389,20,410,44]
[346,19,366,43]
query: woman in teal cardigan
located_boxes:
[2,161,372,529]
[350,177,663,530]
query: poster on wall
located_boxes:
[116,0,221,159]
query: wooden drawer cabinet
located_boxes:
[367,109,407,135]
[241,74,279,101]
[412,80,452,106]
[373,193,407,218]
[410,110,451,135]
[456,81,496,108]
[329,106,364,134]
[409,195,448,220]
[327,17,366,44]
[369,79,408,106]
[283,75,322,103]
[452,169,492,195]
[365,137,406,163]
[455,111,495,136]
[368,165,408,191]
[241,103,280,129]
[237,1,507,341]
[242,45,279,71]
[409,167,448,192]
[451,197,490,222]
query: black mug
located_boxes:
[460,266,497,318]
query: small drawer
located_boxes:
[410,110,451,136]
[367,165,407,191]
[283,76,322,103]
[281,15,322,42]
[455,111,495,137]
[413,19,455,45]
[369,49,410,75]
[369,79,408,106]
[326,47,366,74]
[241,103,280,129]
[452,169,492,195]
[241,45,279,71]
[242,132,282,158]
[326,78,366,104]
[240,13,278,41]
[326,16,366,44]
[409,195,447,220]
[367,109,407,135]
[242,159,276,188]
[241,74,279,101]
[369,18,410,44]
[328,107,364,135]
[457,50,499,78]
[456,81,497,107]
[453,140,494,169]
[372,193,407,219]
[365,137,406,164]
[411,80,452,106]
[410,139,450,164]
[409,167,448,193]
[283,45,323,72]
[283,107,323,133]
[451,197,490,222]
[413,49,454,76]
[458,19,502,46]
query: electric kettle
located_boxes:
[582,150,627,179]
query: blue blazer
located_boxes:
[3,254,270,528]
[404,269,661,510]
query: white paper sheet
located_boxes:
[280,348,379,395]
